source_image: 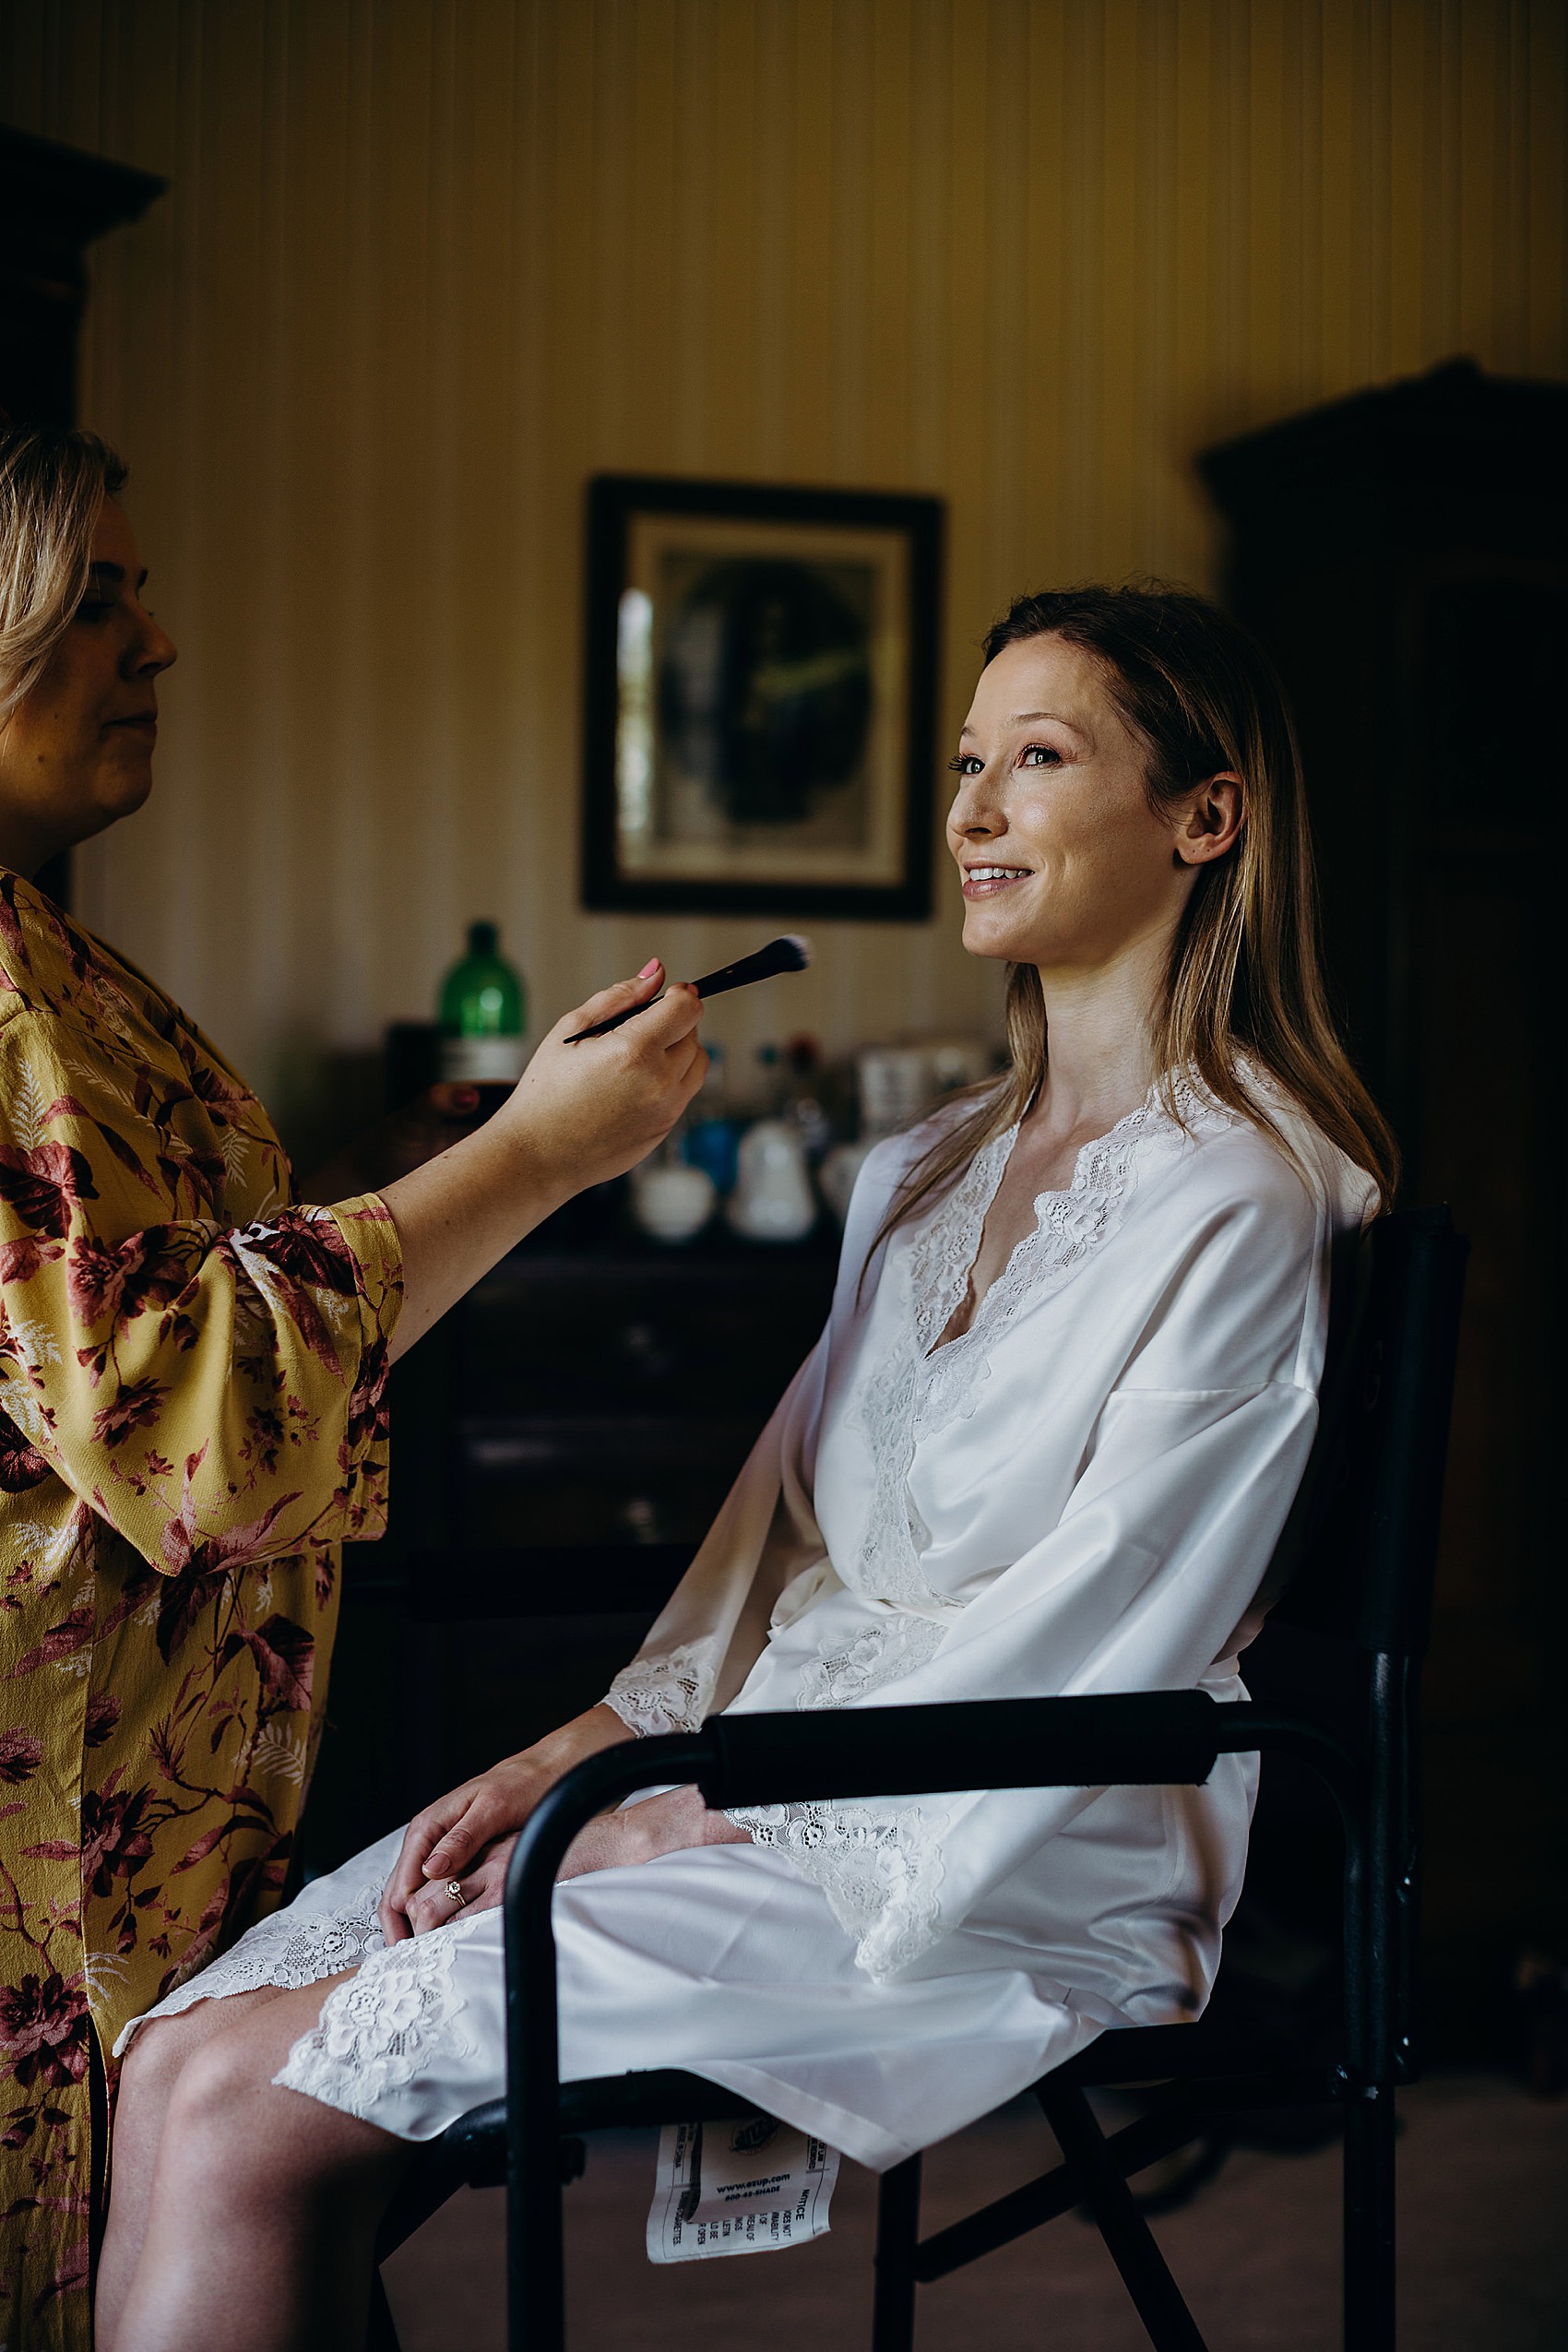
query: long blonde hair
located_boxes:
[878,583,1398,1253]
[0,422,127,728]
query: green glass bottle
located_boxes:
[437,920,528,1084]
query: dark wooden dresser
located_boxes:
[310,1222,839,1867]
[389,1231,838,1558]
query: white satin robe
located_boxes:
[120,1078,1377,2173]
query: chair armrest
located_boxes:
[697,1691,1228,1807]
[503,1691,1359,1913]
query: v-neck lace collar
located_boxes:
[922,1088,1166,1360]
[911,1082,1195,1440]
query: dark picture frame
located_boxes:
[581,474,944,921]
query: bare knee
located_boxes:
[162,2025,276,2146]
[160,2016,404,2214]
[116,2011,212,2130]
[141,2033,299,2240]
[116,1986,291,2132]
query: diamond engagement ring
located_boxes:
[445,1879,466,1907]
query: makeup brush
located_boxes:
[566,934,813,1042]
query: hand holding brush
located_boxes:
[565,934,813,1041]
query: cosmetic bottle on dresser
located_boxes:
[438,921,528,1089]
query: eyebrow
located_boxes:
[959,709,1088,740]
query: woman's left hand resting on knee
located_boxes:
[378,1709,749,1942]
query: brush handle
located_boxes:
[564,993,697,1044]
[688,937,805,1002]
[565,938,803,1042]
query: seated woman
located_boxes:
[98,585,1396,2352]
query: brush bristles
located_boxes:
[778,933,812,968]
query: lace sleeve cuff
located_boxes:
[601,1637,719,1738]
[725,1796,951,1982]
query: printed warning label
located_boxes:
[647,2115,840,2263]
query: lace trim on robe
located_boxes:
[794,1610,948,1711]
[729,1612,955,1979]
[113,1840,480,2124]
[849,1123,1016,1610]
[272,1931,479,2122]
[603,1635,721,1736]
[112,1846,391,2056]
[731,1799,950,1982]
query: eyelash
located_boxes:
[946,743,1063,777]
[76,598,159,624]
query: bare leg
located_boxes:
[98,1987,292,2352]
[108,1974,413,2352]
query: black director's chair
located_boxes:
[371,1205,1467,2352]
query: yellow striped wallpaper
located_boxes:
[2,0,1564,1139]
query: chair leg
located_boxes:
[1342,2086,1396,2352]
[365,2267,404,2352]
[872,2154,921,2352]
[1036,2085,1209,2352]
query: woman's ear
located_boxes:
[1173,772,1244,866]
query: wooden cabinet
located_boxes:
[386,1233,838,1559]
[1201,362,1568,2041]
[0,125,161,426]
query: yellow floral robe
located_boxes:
[0,875,403,2347]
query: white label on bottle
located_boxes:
[647,2117,839,2263]
[439,1035,527,1083]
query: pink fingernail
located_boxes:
[638,957,661,979]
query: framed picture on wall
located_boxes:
[581,474,944,921]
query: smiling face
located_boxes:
[0,498,176,878]
[947,633,1231,980]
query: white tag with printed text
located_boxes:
[647,2116,840,2263]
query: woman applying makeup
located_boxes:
[102,583,1396,2352]
[0,422,705,2348]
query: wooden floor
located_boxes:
[383,2071,1568,2350]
